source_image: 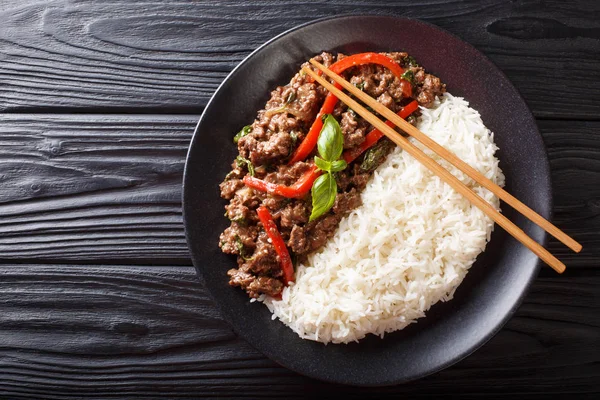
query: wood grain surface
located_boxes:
[0,0,599,397]
[0,0,599,118]
[0,115,597,267]
[0,114,192,264]
[0,265,598,398]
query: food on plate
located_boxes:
[218,52,503,343]
[264,93,503,343]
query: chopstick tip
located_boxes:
[552,260,567,274]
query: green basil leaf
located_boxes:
[317,114,344,162]
[314,156,331,172]
[234,125,252,144]
[309,173,337,222]
[330,159,347,173]
[360,140,390,173]
[235,156,255,176]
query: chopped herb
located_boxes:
[290,130,299,145]
[288,130,299,157]
[354,81,366,91]
[403,55,418,67]
[360,140,391,172]
[401,70,415,84]
[224,170,236,180]
[235,156,255,176]
[233,125,252,144]
[407,115,417,125]
[265,89,297,115]
[285,91,296,104]
[229,215,247,225]
[235,235,253,261]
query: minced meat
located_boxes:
[220,52,445,298]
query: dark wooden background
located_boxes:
[1,0,599,398]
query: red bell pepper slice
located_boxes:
[256,206,295,285]
[329,53,407,85]
[243,164,320,199]
[289,52,411,165]
[342,100,419,163]
[243,101,418,197]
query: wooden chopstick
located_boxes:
[302,65,566,274]
[310,59,582,255]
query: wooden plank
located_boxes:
[0,114,598,266]
[0,0,599,118]
[544,120,600,270]
[0,113,194,264]
[0,264,597,397]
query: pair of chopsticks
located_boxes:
[303,59,581,274]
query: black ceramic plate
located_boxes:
[183,15,551,386]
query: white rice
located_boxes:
[262,93,505,344]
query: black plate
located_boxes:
[183,15,551,386]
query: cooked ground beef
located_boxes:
[219,223,259,255]
[288,225,309,254]
[333,188,362,215]
[227,269,283,298]
[239,232,281,276]
[265,161,311,186]
[305,214,341,253]
[340,110,370,149]
[278,202,309,228]
[220,52,445,298]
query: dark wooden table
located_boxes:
[1,1,599,398]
